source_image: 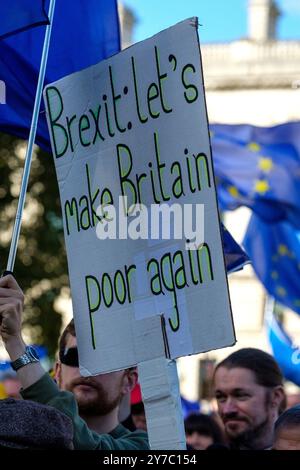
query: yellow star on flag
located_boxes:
[276,286,286,297]
[228,185,240,198]
[271,271,279,280]
[294,299,300,307]
[254,179,270,194]
[278,244,289,256]
[258,157,273,173]
[247,142,261,152]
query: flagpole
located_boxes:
[6,0,56,272]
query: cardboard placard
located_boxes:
[44,18,235,375]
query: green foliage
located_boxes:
[0,133,69,357]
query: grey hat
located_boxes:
[0,398,73,449]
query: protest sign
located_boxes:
[44,18,235,375]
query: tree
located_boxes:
[0,132,69,357]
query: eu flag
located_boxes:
[243,214,300,315]
[0,0,120,152]
[267,312,300,386]
[211,122,300,228]
[0,1,49,40]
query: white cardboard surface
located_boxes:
[138,358,186,450]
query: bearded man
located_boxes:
[213,348,286,450]
[55,319,137,435]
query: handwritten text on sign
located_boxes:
[45,18,235,374]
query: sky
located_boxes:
[123,0,300,44]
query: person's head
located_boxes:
[273,405,300,450]
[131,401,147,431]
[55,319,137,418]
[184,412,226,450]
[130,382,147,431]
[213,348,285,449]
[0,398,73,449]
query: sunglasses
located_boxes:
[59,347,79,368]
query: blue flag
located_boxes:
[181,396,200,418]
[211,122,300,228]
[0,0,120,151]
[0,0,49,40]
[243,214,300,315]
[222,224,249,273]
[267,312,300,386]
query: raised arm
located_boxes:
[0,274,45,388]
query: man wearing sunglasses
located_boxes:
[0,274,149,450]
[55,319,138,435]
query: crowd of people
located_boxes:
[0,273,299,450]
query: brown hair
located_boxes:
[184,412,226,445]
[215,348,283,388]
[275,405,300,433]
